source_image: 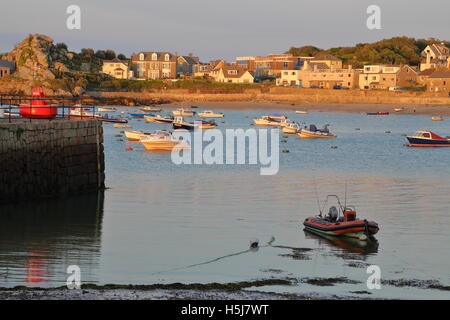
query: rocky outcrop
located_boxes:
[6,34,73,81]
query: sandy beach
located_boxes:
[159,101,450,116]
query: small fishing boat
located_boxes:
[267,113,286,120]
[367,112,389,115]
[253,116,283,126]
[282,122,301,134]
[303,195,379,241]
[295,110,308,114]
[96,114,128,123]
[144,114,174,124]
[98,107,117,112]
[69,107,95,118]
[198,110,224,118]
[193,119,217,129]
[394,107,404,112]
[124,130,155,141]
[172,116,198,131]
[405,130,450,147]
[114,124,132,129]
[130,112,155,118]
[431,116,444,121]
[140,130,190,151]
[141,106,162,112]
[172,108,196,117]
[298,124,336,139]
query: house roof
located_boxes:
[220,66,253,79]
[419,68,436,76]
[178,55,198,65]
[312,53,341,61]
[429,70,450,79]
[132,52,177,62]
[103,58,128,66]
[0,60,15,69]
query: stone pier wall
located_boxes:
[0,119,105,203]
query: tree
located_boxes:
[56,43,68,51]
[117,53,127,60]
[105,49,116,60]
[95,50,106,59]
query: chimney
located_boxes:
[188,53,193,57]
[426,50,431,65]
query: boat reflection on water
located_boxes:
[304,229,379,256]
[0,191,104,287]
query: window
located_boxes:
[139,53,144,61]
[152,53,157,61]
[165,54,170,61]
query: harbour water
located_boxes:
[1,108,450,299]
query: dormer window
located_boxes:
[152,53,158,61]
[165,54,170,61]
[228,70,238,75]
[139,53,144,61]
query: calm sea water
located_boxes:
[1,108,450,299]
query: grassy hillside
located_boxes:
[287,37,450,68]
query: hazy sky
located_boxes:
[1,0,449,61]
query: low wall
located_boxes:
[0,119,105,203]
[87,88,450,105]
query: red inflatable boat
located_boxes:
[20,86,57,119]
[303,195,379,241]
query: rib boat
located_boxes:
[303,195,379,241]
[298,124,336,138]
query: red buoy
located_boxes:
[20,86,57,119]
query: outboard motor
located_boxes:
[328,206,338,222]
[309,124,317,132]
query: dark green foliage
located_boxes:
[287,37,450,68]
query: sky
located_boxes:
[0,0,449,61]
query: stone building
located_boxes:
[0,60,15,78]
[131,52,177,80]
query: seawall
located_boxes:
[0,119,105,203]
[86,87,450,106]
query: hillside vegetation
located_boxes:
[287,37,450,68]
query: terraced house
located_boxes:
[359,65,417,90]
[131,52,177,80]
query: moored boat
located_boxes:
[144,114,174,124]
[130,112,155,118]
[172,116,197,131]
[140,130,190,151]
[367,112,389,115]
[303,195,379,241]
[19,86,57,119]
[405,130,450,147]
[124,130,155,141]
[114,124,132,129]
[282,122,301,134]
[141,106,162,112]
[253,116,283,126]
[193,119,217,129]
[267,113,286,120]
[295,110,308,114]
[98,107,117,112]
[172,108,196,117]
[431,116,444,121]
[394,107,404,112]
[298,124,336,139]
[198,110,224,118]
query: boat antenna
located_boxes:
[313,178,323,217]
[344,182,347,210]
